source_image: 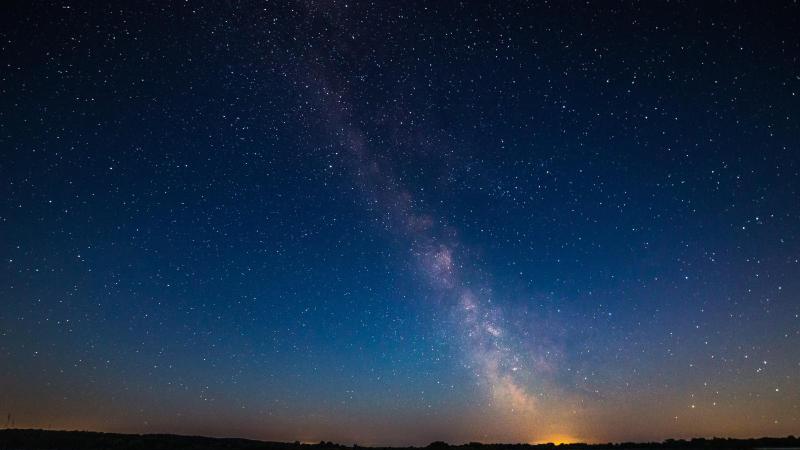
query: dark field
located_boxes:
[1,430,798,450]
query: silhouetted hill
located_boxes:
[1,430,798,450]
[0,429,294,450]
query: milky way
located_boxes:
[301,31,546,421]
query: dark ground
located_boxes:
[0,430,798,450]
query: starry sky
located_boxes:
[1,0,799,446]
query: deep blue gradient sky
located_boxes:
[1,1,799,445]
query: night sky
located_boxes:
[1,1,799,446]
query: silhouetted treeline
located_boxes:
[423,437,800,450]
[1,430,799,450]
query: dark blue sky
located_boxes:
[1,1,799,445]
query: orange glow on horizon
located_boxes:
[533,434,583,445]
